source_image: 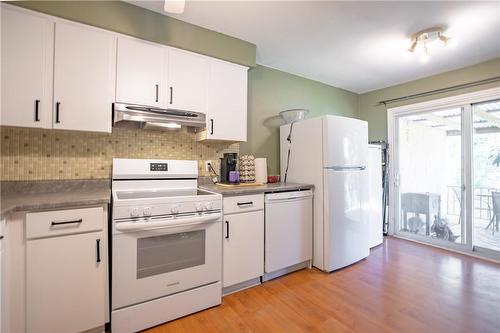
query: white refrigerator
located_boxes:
[280,115,369,272]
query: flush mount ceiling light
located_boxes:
[407,27,456,62]
[164,0,185,14]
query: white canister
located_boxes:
[254,158,268,184]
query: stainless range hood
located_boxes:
[113,103,206,130]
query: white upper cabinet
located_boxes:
[116,38,167,108]
[1,6,54,129]
[199,60,248,142]
[168,48,208,112]
[53,22,116,133]
[1,4,248,138]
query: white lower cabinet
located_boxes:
[27,231,106,333]
[222,195,264,289]
[21,206,108,333]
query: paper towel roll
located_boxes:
[255,158,268,184]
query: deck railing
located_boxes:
[447,186,499,220]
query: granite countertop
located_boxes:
[0,179,111,219]
[199,181,314,196]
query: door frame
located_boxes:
[387,87,500,262]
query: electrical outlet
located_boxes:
[205,160,212,172]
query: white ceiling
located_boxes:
[126,1,500,93]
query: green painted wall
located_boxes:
[11,1,256,67]
[241,65,359,174]
[359,58,500,141]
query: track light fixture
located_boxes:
[407,27,456,62]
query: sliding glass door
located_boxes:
[391,92,500,260]
[472,100,500,254]
[395,106,466,249]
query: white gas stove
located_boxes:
[111,158,222,333]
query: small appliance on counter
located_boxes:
[220,153,239,184]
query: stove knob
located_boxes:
[204,202,213,210]
[143,207,152,217]
[171,204,179,214]
[130,208,140,218]
[195,202,204,212]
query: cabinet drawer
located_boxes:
[26,207,104,239]
[223,194,264,215]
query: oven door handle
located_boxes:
[114,213,221,232]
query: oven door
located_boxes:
[112,212,222,309]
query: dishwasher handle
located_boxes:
[265,190,313,203]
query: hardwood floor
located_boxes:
[144,237,500,333]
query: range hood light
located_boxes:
[113,103,206,130]
[146,122,181,129]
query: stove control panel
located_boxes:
[150,163,168,171]
[170,204,180,214]
[130,208,140,218]
[143,207,152,216]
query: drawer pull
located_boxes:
[51,219,83,226]
[237,201,253,206]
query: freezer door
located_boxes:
[323,168,369,271]
[322,115,368,168]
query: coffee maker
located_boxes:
[219,153,238,184]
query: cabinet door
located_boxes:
[168,48,208,112]
[1,6,53,129]
[206,61,248,141]
[53,22,115,133]
[223,211,264,287]
[27,231,106,333]
[116,38,167,107]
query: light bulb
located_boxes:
[164,0,185,14]
[420,44,430,62]
[446,38,458,48]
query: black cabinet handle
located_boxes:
[51,219,83,226]
[34,100,40,122]
[225,221,229,239]
[169,86,173,104]
[237,201,253,206]
[210,119,214,135]
[96,239,101,263]
[55,102,61,123]
[155,84,159,103]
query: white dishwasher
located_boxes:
[264,189,313,280]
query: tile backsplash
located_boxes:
[0,125,238,181]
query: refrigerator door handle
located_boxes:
[324,166,366,171]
